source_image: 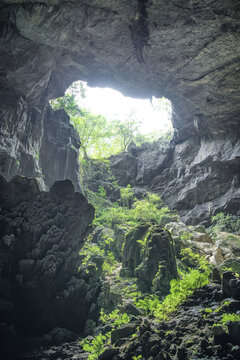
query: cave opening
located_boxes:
[49,80,173,160]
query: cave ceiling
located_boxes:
[1,0,240,139]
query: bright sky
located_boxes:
[74,82,172,135]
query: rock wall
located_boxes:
[0,1,240,217]
[0,87,81,191]
[40,107,81,191]
[0,176,97,356]
[110,135,240,224]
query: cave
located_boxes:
[0,1,240,359]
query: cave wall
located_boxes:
[0,88,81,191]
[0,175,98,355]
[0,0,240,216]
[110,134,240,224]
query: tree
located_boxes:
[49,84,173,159]
[50,93,84,117]
[50,91,145,158]
[50,81,86,117]
[71,112,115,159]
[111,113,141,151]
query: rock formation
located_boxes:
[0,0,240,219]
[110,136,240,224]
[0,175,97,357]
[121,224,177,293]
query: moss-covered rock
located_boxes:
[121,223,177,294]
[121,223,149,277]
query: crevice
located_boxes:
[181,57,240,83]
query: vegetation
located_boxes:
[79,242,213,359]
[209,212,240,235]
[212,311,240,333]
[76,175,240,360]
[134,248,212,321]
[79,232,117,275]
[80,310,130,359]
[100,309,130,327]
[94,189,178,227]
[221,313,240,324]
[80,332,110,360]
[53,83,239,358]
[50,82,173,159]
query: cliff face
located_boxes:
[110,134,240,224]
[0,1,240,214]
[0,88,81,191]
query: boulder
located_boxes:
[111,324,136,344]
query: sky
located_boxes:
[74,82,172,135]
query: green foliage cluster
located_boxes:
[135,295,159,314]
[80,333,109,360]
[100,309,130,327]
[79,246,213,359]
[204,300,231,317]
[79,159,119,216]
[120,184,134,208]
[134,248,212,321]
[210,212,240,235]
[80,309,130,359]
[94,190,178,227]
[212,311,240,333]
[112,278,142,302]
[79,233,117,275]
[50,82,173,159]
[221,313,240,324]
[180,231,193,242]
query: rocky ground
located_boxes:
[17,272,240,360]
[1,174,240,360]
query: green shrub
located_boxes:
[153,249,212,321]
[120,184,135,208]
[79,235,117,275]
[212,312,240,333]
[135,295,159,314]
[221,313,240,324]
[100,309,130,327]
[210,212,240,235]
[80,333,110,360]
[81,310,130,360]
[94,191,177,227]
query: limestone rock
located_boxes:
[165,221,213,259]
[99,347,118,360]
[0,175,95,355]
[215,232,240,258]
[212,248,225,266]
[111,324,136,344]
[122,224,177,293]
[220,258,240,277]
[110,138,240,225]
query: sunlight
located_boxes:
[73,82,172,136]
